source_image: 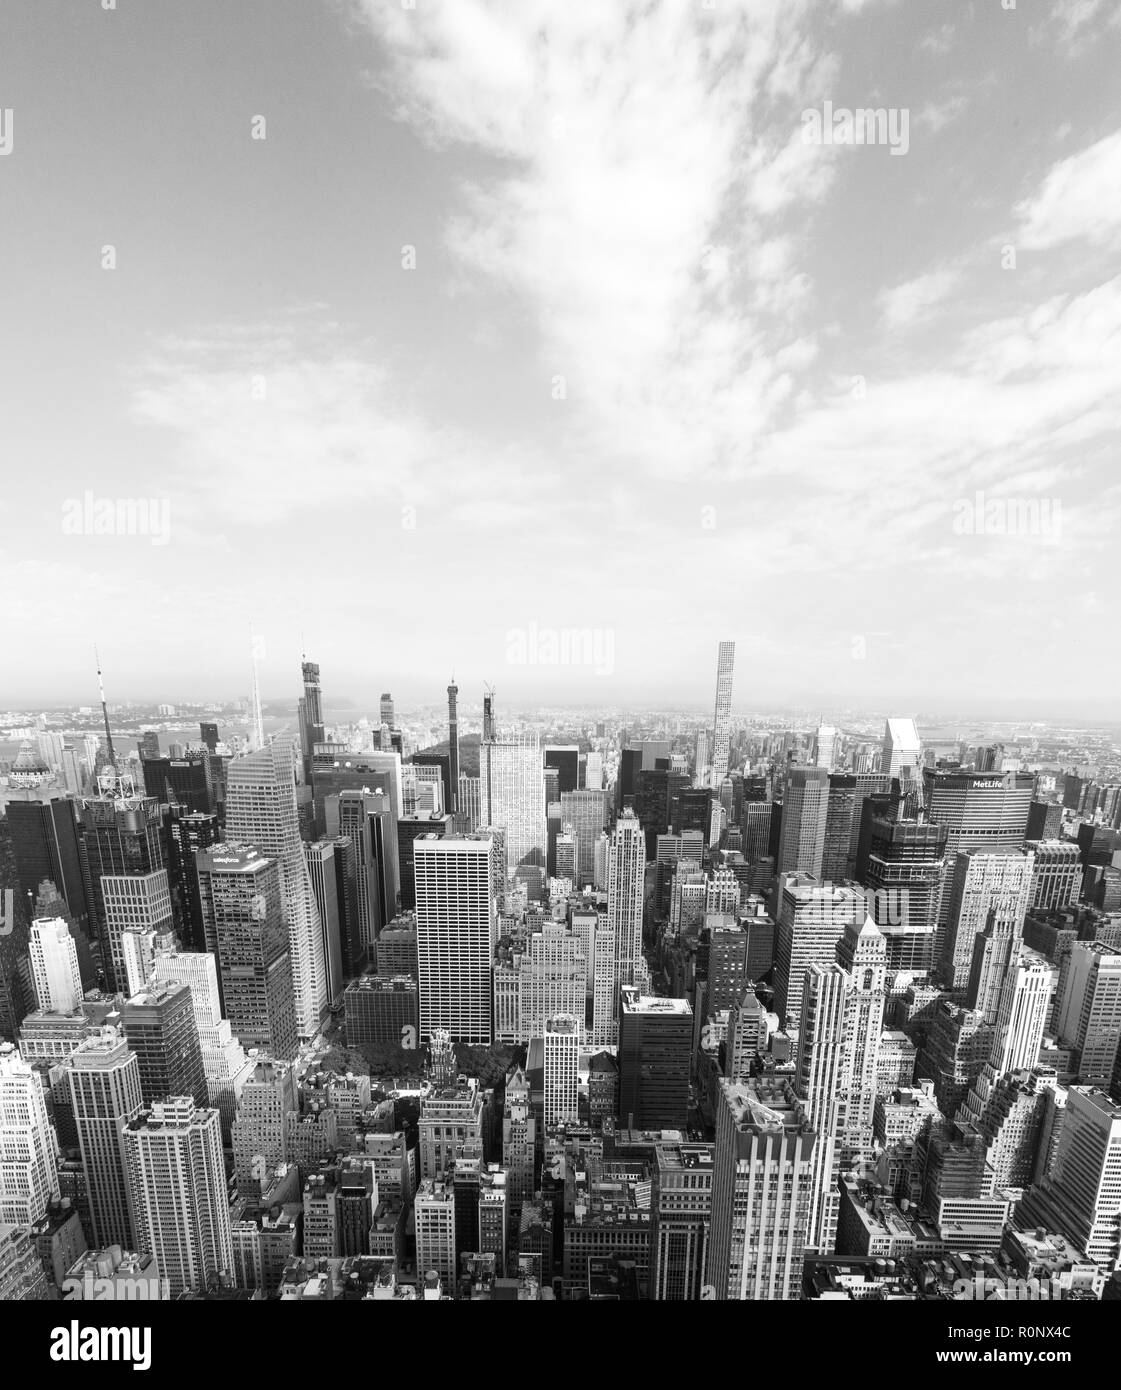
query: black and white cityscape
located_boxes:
[0,0,1118,1350]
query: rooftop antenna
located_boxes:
[249,623,265,752]
[94,646,118,771]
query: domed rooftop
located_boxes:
[8,740,50,789]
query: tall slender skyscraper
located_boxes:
[414,835,496,1044]
[123,1098,233,1297]
[65,1030,144,1249]
[225,741,329,1040]
[298,659,325,784]
[882,717,921,780]
[543,1014,581,1127]
[606,811,645,1042]
[447,680,460,816]
[711,641,735,788]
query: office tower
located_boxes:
[333,790,390,957]
[141,752,214,816]
[28,916,82,1013]
[415,1179,456,1287]
[556,828,576,884]
[543,1014,581,1127]
[989,951,1056,1077]
[617,992,692,1131]
[707,921,749,1013]
[518,925,586,1041]
[163,806,221,952]
[379,693,395,730]
[560,789,608,888]
[940,850,1033,996]
[821,773,892,882]
[196,845,297,1061]
[0,1044,59,1225]
[226,740,329,1039]
[396,812,451,911]
[502,1065,536,1229]
[98,869,173,998]
[650,1142,714,1300]
[415,836,495,1043]
[121,981,206,1107]
[882,717,921,780]
[122,1098,233,1296]
[77,782,164,951]
[1056,943,1121,1086]
[923,767,1034,951]
[336,1155,378,1257]
[544,746,580,797]
[711,641,735,788]
[591,922,617,1047]
[743,802,773,862]
[835,918,887,1133]
[585,752,604,791]
[606,812,645,1043]
[199,722,219,754]
[1024,840,1081,912]
[456,774,481,833]
[479,737,545,879]
[777,768,830,878]
[794,965,848,1252]
[708,1078,816,1300]
[65,1031,143,1248]
[773,877,866,1028]
[815,725,837,773]
[376,915,418,980]
[298,661,326,784]
[304,840,344,1004]
[858,814,947,975]
[7,795,87,929]
[1017,1087,1121,1266]
[343,976,419,1050]
[1026,800,1063,841]
[232,1059,297,1198]
[328,834,364,978]
[727,990,769,1079]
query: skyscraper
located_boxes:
[606,810,645,1042]
[711,641,735,788]
[303,839,345,1004]
[65,1029,144,1249]
[814,725,837,773]
[1055,943,1121,1087]
[940,850,1034,998]
[776,768,830,879]
[447,680,460,815]
[922,767,1034,953]
[479,736,546,879]
[121,980,206,1108]
[196,844,298,1061]
[708,1078,816,1300]
[543,1014,581,1127]
[0,1043,59,1226]
[100,870,174,999]
[617,992,693,1131]
[123,1098,233,1296]
[28,916,83,1013]
[857,812,947,975]
[773,877,866,1028]
[882,717,921,780]
[225,741,329,1040]
[651,1142,714,1301]
[7,794,87,929]
[1024,840,1082,912]
[379,693,395,729]
[77,779,164,967]
[299,660,326,784]
[414,835,496,1044]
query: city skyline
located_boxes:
[2,1,1120,710]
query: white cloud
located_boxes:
[1016,129,1121,250]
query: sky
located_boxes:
[1,0,1119,716]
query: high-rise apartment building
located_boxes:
[606,811,645,1043]
[415,836,495,1043]
[711,641,735,788]
[225,741,329,1039]
[123,1098,233,1296]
